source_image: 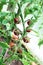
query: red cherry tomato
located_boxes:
[27,20,30,25]
[14,18,20,24]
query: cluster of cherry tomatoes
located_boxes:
[9,17,32,54]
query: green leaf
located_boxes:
[22,0,32,3]
[32,13,43,37]
[7,54,19,62]
[38,39,43,46]
[0,42,10,49]
[21,58,29,65]
[0,0,6,3]
[2,19,8,25]
[2,64,6,65]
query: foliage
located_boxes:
[0,0,43,65]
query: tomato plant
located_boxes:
[0,0,43,65]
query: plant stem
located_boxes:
[3,49,8,60]
[17,3,26,38]
[3,52,14,63]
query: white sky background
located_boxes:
[2,4,43,64]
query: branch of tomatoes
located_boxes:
[0,0,42,65]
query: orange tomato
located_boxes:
[9,41,15,48]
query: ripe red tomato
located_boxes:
[27,20,30,25]
[14,18,20,24]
